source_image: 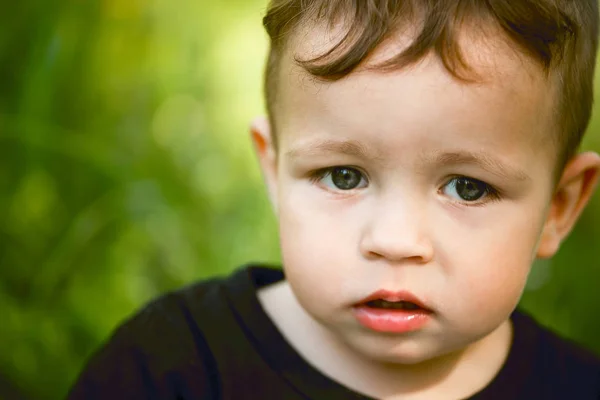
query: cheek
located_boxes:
[445,204,545,318]
[278,180,360,262]
[278,186,355,313]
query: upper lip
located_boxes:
[355,290,431,311]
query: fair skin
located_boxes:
[251,23,600,400]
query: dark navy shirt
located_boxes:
[68,265,600,399]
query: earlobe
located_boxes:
[250,116,279,213]
[536,152,600,259]
[536,223,560,259]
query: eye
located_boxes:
[313,167,368,191]
[442,177,497,202]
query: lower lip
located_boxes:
[352,306,431,333]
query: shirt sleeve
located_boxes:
[66,294,217,400]
[66,325,158,400]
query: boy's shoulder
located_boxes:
[512,309,600,369]
[67,264,288,400]
[475,309,600,399]
[66,273,224,399]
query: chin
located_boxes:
[341,332,452,365]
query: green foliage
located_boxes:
[1,2,599,399]
[1,2,278,398]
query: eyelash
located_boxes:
[441,175,502,207]
[308,166,502,206]
[308,166,368,191]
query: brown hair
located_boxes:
[262,0,599,172]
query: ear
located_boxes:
[250,116,279,213]
[537,151,600,258]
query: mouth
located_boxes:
[355,290,432,312]
[352,290,432,333]
[363,299,424,310]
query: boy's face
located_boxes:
[252,26,599,364]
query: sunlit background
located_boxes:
[2,1,600,399]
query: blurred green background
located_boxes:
[1,1,599,399]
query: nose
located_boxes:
[359,194,434,264]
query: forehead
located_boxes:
[284,16,551,86]
[274,22,557,168]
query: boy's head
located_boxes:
[262,0,599,174]
[251,0,600,365]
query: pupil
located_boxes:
[332,168,360,190]
[456,178,485,201]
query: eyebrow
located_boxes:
[423,150,531,182]
[285,139,530,182]
[285,139,383,161]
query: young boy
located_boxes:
[68,1,600,399]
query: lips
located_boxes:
[355,289,432,312]
[352,289,432,333]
